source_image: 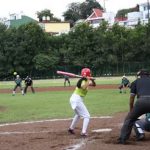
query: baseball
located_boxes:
[13,72,17,75]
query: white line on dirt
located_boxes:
[0,116,112,127]
[92,128,112,133]
[0,131,50,135]
[65,139,86,150]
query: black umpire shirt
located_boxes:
[130,76,150,98]
[25,78,32,86]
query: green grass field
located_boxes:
[0,88,130,124]
[0,77,133,124]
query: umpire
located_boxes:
[118,69,150,144]
[24,76,35,94]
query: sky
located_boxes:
[0,0,147,20]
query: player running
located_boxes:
[68,68,96,137]
[12,75,24,96]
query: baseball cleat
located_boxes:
[117,138,126,144]
[68,128,75,134]
[81,133,88,137]
[136,134,145,141]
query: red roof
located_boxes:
[88,8,103,19]
[115,17,127,22]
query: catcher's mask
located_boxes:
[137,69,150,77]
[81,68,91,77]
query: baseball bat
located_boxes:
[57,71,82,78]
[56,70,95,80]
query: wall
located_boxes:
[44,22,70,34]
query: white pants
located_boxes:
[69,93,90,134]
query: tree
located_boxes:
[0,23,8,78]
[16,22,49,74]
[33,54,57,71]
[63,2,81,27]
[63,0,102,26]
[116,5,139,18]
[80,0,103,19]
[66,23,95,66]
[36,9,61,22]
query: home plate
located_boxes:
[92,128,112,133]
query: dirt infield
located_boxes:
[0,113,150,150]
[0,84,119,93]
[0,85,150,150]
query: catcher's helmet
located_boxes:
[81,68,91,77]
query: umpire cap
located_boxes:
[137,69,150,77]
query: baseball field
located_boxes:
[0,77,150,150]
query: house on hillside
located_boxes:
[115,2,150,27]
[85,8,115,27]
[115,17,128,26]
[4,13,70,35]
[4,13,37,28]
[139,2,150,24]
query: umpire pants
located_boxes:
[119,97,150,141]
[24,85,35,93]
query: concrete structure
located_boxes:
[39,22,70,35]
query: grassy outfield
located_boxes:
[0,76,136,89]
[0,89,130,123]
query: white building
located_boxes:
[139,2,150,24]
[117,2,150,27]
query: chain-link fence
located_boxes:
[1,62,149,80]
[31,62,150,79]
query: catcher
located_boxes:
[68,68,96,137]
[133,113,150,141]
[24,76,35,94]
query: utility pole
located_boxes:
[103,0,106,12]
[148,0,150,21]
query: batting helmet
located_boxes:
[16,75,20,78]
[122,75,126,79]
[81,68,91,77]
